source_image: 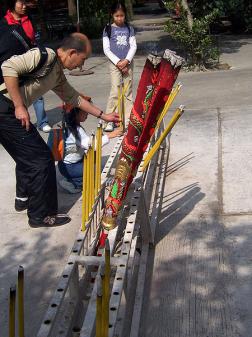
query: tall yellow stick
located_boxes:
[88,146,92,216]
[102,239,110,337]
[95,124,102,196]
[155,83,182,131]
[91,135,95,207]
[9,286,16,337]
[142,105,185,171]
[97,126,102,192]
[86,146,91,217]
[121,82,125,132]
[82,153,88,231]
[111,81,130,114]
[96,275,103,337]
[18,266,25,337]
[95,128,98,197]
[100,263,106,336]
[118,85,123,130]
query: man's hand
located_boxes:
[102,112,121,123]
[15,105,30,131]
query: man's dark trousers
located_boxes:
[0,95,58,220]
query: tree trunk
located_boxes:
[125,0,133,21]
[37,0,48,40]
[180,0,193,30]
[68,0,77,17]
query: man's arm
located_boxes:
[2,48,52,131]
[3,77,30,130]
[1,48,45,78]
[53,76,120,123]
[78,97,120,123]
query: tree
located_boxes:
[189,0,252,33]
[125,0,133,20]
[180,0,193,29]
[165,0,219,69]
[36,0,48,40]
[68,0,77,18]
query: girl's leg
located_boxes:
[58,161,83,188]
[123,61,134,119]
[106,62,122,114]
[33,97,49,130]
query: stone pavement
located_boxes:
[140,37,252,337]
[1,3,252,336]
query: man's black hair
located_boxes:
[60,36,86,53]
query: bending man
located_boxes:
[0,33,119,227]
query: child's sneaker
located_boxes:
[58,179,81,194]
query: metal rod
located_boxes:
[142,106,185,171]
[9,286,16,337]
[18,266,25,337]
[96,275,103,337]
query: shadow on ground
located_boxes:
[139,154,252,337]
[0,230,69,337]
[218,35,252,55]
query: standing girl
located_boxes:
[103,1,137,131]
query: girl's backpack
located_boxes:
[104,23,130,39]
[47,114,66,161]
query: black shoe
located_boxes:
[15,198,28,212]
[28,214,71,227]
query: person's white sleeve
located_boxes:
[126,35,137,63]
[77,127,90,149]
[103,36,120,65]
[102,134,109,147]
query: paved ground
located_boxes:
[1,2,252,336]
[140,35,252,337]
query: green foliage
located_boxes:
[190,0,252,32]
[165,2,219,68]
[79,0,114,38]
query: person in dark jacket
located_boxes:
[1,0,51,133]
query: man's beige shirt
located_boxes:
[0,47,80,108]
